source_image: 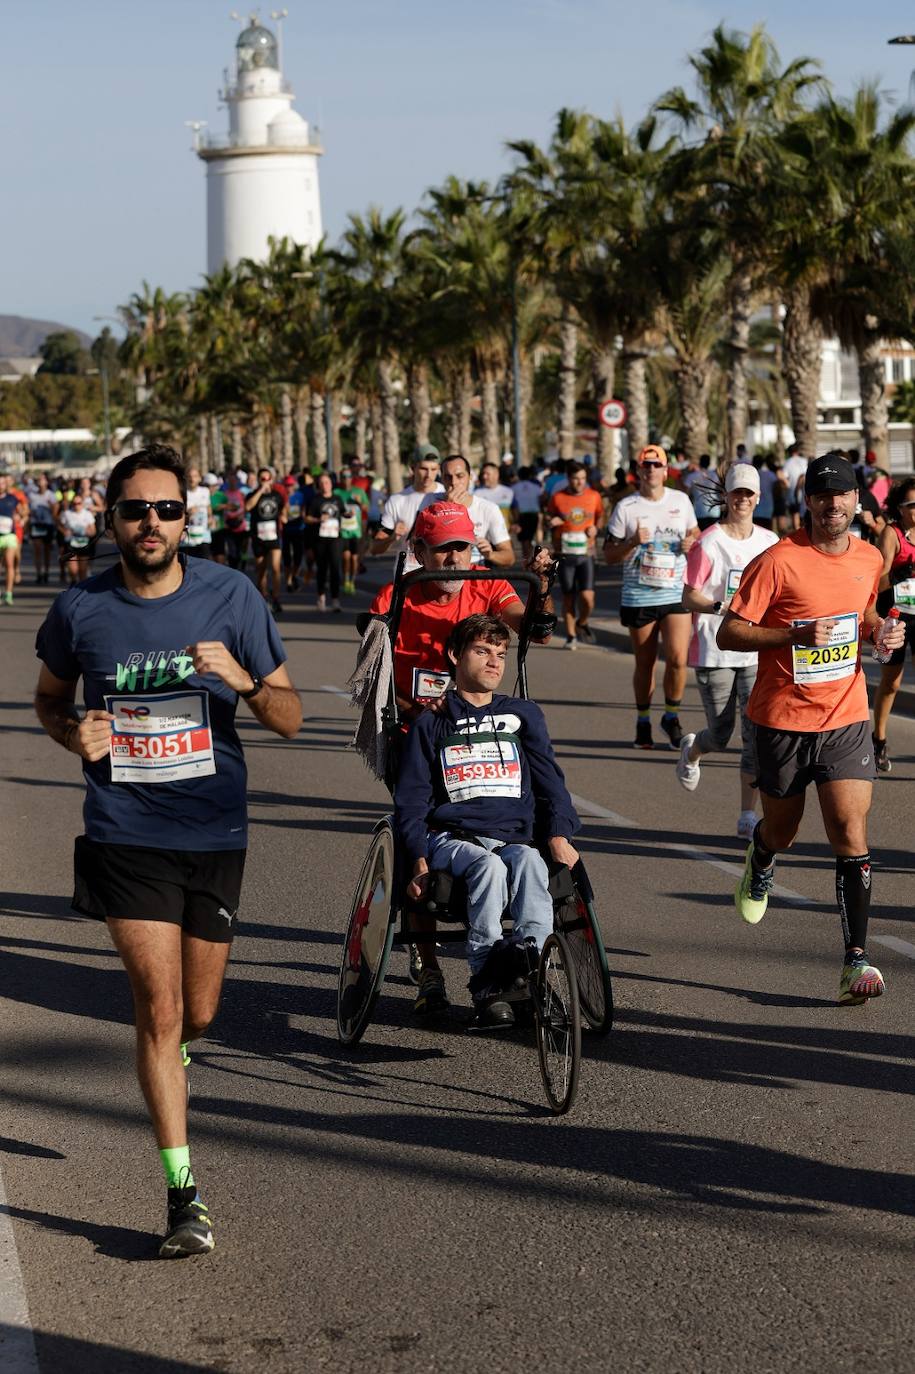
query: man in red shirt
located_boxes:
[368,501,555,1015]
[370,502,554,721]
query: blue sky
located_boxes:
[1,1,911,338]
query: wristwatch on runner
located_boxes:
[240,670,265,700]
[712,601,723,614]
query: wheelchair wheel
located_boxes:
[535,931,581,1115]
[556,866,613,1035]
[337,820,397,1045]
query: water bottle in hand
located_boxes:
[873,608,901,664]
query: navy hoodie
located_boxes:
[395,691,580,862]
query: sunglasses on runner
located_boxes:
[899,500,915,509]
[113,499,186,522]
[640,461,666,470]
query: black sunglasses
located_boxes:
[113,499,186,522]
[899,500,915,509]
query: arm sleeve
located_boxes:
[35,593,80,680]
[522,703,580,841]
[489,579,523,611]
[394,718,437,863]
[685,539,712,592]
[728,551,779,624]
[607,500,629,540]
[369,584,393,615]
[236,580,287,677]
[486,503,510,543]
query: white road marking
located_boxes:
[0,1164,39,1374]
[872,934,915,961]
[570,791,816,907]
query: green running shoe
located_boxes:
[735,841,775,924]
[160,1185,214,1258]
[839,957,885,1006]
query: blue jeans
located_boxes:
[426,832,554,974]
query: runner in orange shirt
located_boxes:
[718,453,905,1003]
[548,463,604,649]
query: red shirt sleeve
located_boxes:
[488,579,521,610]
[370,583,393,615]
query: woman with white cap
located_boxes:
[676,463,779,838]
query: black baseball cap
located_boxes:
[805,454,857,496]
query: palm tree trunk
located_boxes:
[558,306,578,461]
[231,418,243,471]
[377,359,403,493]
[196,416,208,469]
[858,322,888,466]
[370,395,384,473]
[408,362,431,446]
[354,397,368,463]
[591,343,616,480]
[725,267,752,458]
[480,358,501,464]
[209,414,222,473]
[622,341,650,458]
[674,360,712,462]
[293,388,309,470]
[445,359,473,456]
[782,283,822,457]
[310,390,327,469]
[280,386,294,473]
[519,352,533,465]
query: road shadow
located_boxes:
[2,1204,155,1263]
[0,1137,65,1159]
[20,1325,220,1371]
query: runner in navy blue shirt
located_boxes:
[34,444,301,1259]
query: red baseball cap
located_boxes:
[412,501,475,547]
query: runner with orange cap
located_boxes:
[604,445,699,749]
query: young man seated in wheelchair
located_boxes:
[395,613,581,1027]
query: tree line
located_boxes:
[20,24,915,484]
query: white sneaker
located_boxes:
[317,594,327,612]
[564,637,577,651]
[676,733,700,791]
[737,810,758,840]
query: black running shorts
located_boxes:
[72,837,245,943]
[753,719,876,798]
[251,536,281,557]
[517,512,539,542]
[620,601,688,629]
[559,555,595,596]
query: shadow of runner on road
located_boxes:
[2,1205,155,1263]
[19,1326,220,1372]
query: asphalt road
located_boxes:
[1,554,913,1374]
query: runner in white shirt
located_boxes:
[474,463,514,515]
[372,445,444,560]
[781,446,808,530]
[439,456,514,568]
[57,493,98,585]
[605,445,700,750]
[184,467,213,559]
[677,463,780,838]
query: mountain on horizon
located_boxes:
[0,314,93,358]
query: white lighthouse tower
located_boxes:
[194,13,323,272]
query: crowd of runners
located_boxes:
[5,431,910,1257]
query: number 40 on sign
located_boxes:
[599,399,627,429]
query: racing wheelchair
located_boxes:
[336,562,613,1114]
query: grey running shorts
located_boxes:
[753,719,876,798]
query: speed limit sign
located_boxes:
[599,399,627,429]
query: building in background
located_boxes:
[191,15,323,272]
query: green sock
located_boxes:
[636,704,651,721]
[663,699,681,717]
[159,1145,194,1191]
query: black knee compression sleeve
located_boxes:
[835,854,872,952]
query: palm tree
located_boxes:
[329,208,409,491]
[656,23,821,458]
